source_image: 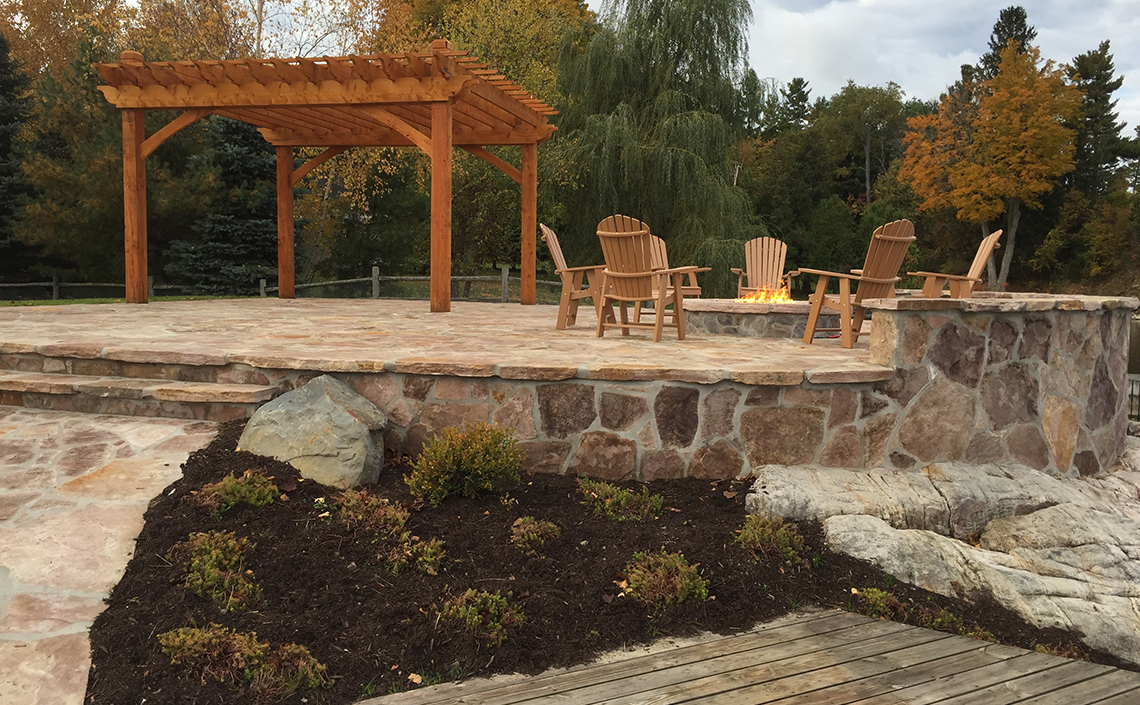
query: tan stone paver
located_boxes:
[0,407,215,705]
[0,298,886,383]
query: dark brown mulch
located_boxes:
[86,421,1128,705]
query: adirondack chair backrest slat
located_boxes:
[853,219,916,302]
[539,223,569,273]
[745,237,788,290]
[650,235,668,270]
[966,230,1003,282]
[598,216,654,301]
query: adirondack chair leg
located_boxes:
[920,276,945,298]
[619,302,630,335]
[851,306,867,344]
[634,302,642,323]
[566,270,586,325]
[839,277,854,349]
[556,272,574,330]
[673,272,686,341]
[653,279,667,342]
[803,274,830,344]
[595,273,608,338]
[949,279,971,299]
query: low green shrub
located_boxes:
[853,587,908,620]
[406,423,523,506]
[159,624,329,703]
[577,477,663,521]
[510,517,561,557]
[173,530,261,612]
[158,623,267,684]
[336,489,410,540]
[734,514,806,564]
[333,489,444,575]
[623,549,709,611]
[438,588,526,648]
[197,469,280,514]
[917,605,963,632]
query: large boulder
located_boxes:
[238,375,387,488]
[747,437,1140,666]
[825,512,1140,666]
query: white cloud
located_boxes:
[747,0,1140,131]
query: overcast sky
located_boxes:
[589,1,1140,132]
[744,0,1140,131]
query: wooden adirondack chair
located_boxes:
[595,215,698,342]
[634,234,710,322]
[797,219,916,348]
[909,230,1003,299]
[731,237,798,297]
[539,224,608,329]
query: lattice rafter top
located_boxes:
[94,40,558,148]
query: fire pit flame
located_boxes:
[734,286,794,304]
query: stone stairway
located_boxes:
[0,357,281,421]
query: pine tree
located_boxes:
[164,118,278,294]
[0,32,35,281]
[1067,41,1125,198]
[977,6,1036,80]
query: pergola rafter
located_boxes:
[95,39,557,311]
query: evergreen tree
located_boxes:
[977,5,1036,80]
[18,33,211,283]
[164,118,278,294]
[1067,41,1125,198]
[0,32,36,281]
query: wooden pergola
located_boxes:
[94,39,557,311]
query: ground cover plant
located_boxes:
[86,421,1132,704]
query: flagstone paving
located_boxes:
[0,407,215,705]
[0,298,886,384]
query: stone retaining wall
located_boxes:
[864,294,1137,477]
[683,300,838,338]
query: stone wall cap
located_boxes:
[862,294,1139,313]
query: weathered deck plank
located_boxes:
[364,611,1140,705]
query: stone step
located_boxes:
[0,370,279,421]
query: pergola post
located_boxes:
[276,146,295,298]
[430,99,453,312]
[122,108,148,303]
[521,142,537,305]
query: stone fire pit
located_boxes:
[683,299,839,339]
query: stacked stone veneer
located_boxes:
[864,294,1137,477]
[1,294,1134,479]
[684,300,839,338]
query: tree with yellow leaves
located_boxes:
[901,42,1083,288]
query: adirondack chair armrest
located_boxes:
[730,268,744,275]
[656,266,702,275]
[908,271,979,282]
[796,267,859,281]
[558,264,605,274]
[850,269,863,275]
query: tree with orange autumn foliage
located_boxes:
[901,42,1082,288]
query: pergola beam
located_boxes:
[141,108,211,158]
[460,146,520,184]
[291,146,346,186]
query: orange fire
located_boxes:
[734,286,794,304]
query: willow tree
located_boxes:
[552,0,764,297]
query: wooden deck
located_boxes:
[362,610,1140,705]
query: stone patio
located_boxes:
[0,407,215,705]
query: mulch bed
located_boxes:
[86,421,1128,705]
